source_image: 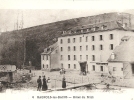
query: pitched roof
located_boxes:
[108,36,134,62]
[41,42,58,55]
[61,21,125,37]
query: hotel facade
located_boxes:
[41,12,134,73]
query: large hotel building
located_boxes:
[41,12,134,74]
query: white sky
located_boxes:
[0,0,134,32]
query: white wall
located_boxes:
[41,55,50,70]
[58,30,134,72]
[108,62,123,77]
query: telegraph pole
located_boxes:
[23,38,26,68]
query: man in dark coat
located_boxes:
[42,76,48,91]
[62,77,66,88]
[37,76,42,91]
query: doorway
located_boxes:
[79,61,87,75]
[131,64,134,74]
[9,72,13,82]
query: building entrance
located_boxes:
[131,64,134,74]
[79,61,87,75]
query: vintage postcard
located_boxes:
[0,0,134,100]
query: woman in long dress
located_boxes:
[62,77,66,88]
[42,76,48,91]
[47,77,51,90]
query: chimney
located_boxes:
[111,52,115,60]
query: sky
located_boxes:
[0,0,134,32]
[0,9,131,32]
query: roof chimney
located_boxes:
[111,52,115,60]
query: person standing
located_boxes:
[0,82,3,92]
[62,77,66,88]
[47,77,51,90]
[42,76,48,91]
[37,76,42,91]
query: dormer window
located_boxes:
[87,28,91,32]
[121,39,127,42]
[76,30,81,33]
[47,48,49,51]
[49,47,52,51]
[93,27,96,31]
[95,27,99,31]
[62,31,66,34]
[68,31,71,34]
[83,29,87,33]
[101,25,107,30]
[123,23,127,28]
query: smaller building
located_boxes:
[108,36,134,78]
[0,65,16,82]
[41,42,60,71]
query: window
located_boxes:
[100,66,103,71]
[74,64,76,69]
[43,64,44,68]
[92,36,95,41]
[110,44,114,50]
[102,25,107,30]
[123,23,127,27]
[68,55,70,60]
[61,63,63,68]
[80,55,82,60]
[113,67,116,71]
[55,50,58,53]
[95,27,99,31]
[74,46,76,51]
[86,55,88,60]
[46,55,48,60]
[61,47,63,51]
[60,55,63,60]
[86,45,88,50]
[74,55,76,60]
[92,55,95,61]
[68,64,70,69]
[80,46,82,51]
[92,65,95,71]
[110,34,113,40]
[68,46,70,51]
[87,28,91,32]
[121,68,123,71]
[68,38,70,43]
[73,38,76,43]
[100,45,103,50]
[60,39,63,44]
[43,55,44,60]
[92,45,95,50]
[46,65,48,68]
[86,36,88,42]
[100,35,103,40]
[80,37,82,42]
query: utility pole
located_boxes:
[16,12,19,30]
[23,38,26,68]
[21,11,24,29]
[129,14,131,28]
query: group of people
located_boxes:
[37,75,66,91]
[59,68,66,75]
[37,76,51,91]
